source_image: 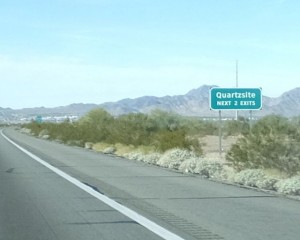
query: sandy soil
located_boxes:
[200,135,239,161]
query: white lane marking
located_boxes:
[1,130,185,240]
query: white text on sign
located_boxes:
[216,92,256,99]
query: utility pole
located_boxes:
[235,60,239,120]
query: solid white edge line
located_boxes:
[1,130,185,240]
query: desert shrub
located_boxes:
[226,115,300,175]
[152,129,203,154]
[223,117,250,137]
[162,155,236,181]
[142,153,162,164]
[192,160,235,181]
[124,151,161,164]
[57,122,79,143]
[124,152,145,162]
[148,109,182,131]
[174,116,219,137]
[156,148,196,169]
[102,146,116,154]
[25,121,43,136]
[148,111,204,152]
[193,159,223,178]
[108,113,153,146]
[149,110,219,136]
[233,169,278,190]
[38,129,49,138]
[24,109,205,154]
[178,158,199,173]
[274,176,300,195]
[20,128,32,134]
[78,108,114,143]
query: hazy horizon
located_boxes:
[1,0,300,109]
[2,84,299,110]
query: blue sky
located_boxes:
[1,0,299,109]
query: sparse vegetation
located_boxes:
[223,116,250,137]
[23,108,206,154]
[23,111,300,196]
[226,115,300,176]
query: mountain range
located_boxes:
[1,85,300,122]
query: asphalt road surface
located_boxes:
[1,128,300,240]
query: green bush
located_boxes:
[223,117,250,137]
[151,129,202,154]
[23,109,207,154]
[78,108,114,143]
[25,121,43,136]
[108,113,153,146]
[148,109,182,131]
[226,115,300,175]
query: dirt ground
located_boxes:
[200,135,239,161]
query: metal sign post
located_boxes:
[218,110,222,156]
[249,110,253,131]
[210,87,262,157]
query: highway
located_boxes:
[1,128,300,240]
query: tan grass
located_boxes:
[92,142,157,156]
[200,135,239,161]
[264,169,290,179]
[92,142,113,152]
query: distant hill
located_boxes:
[1,85,300,122]
[99,85,217,116]
[99,85,300,118]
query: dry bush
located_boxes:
[156,148,196,169]
[178,158,199,173]
[274,176,300,195]
[92,142,113,152]
[233,169,278,190]
[194,160,236,181]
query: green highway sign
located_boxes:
[35,115,43,123]
[210,87,262,110]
